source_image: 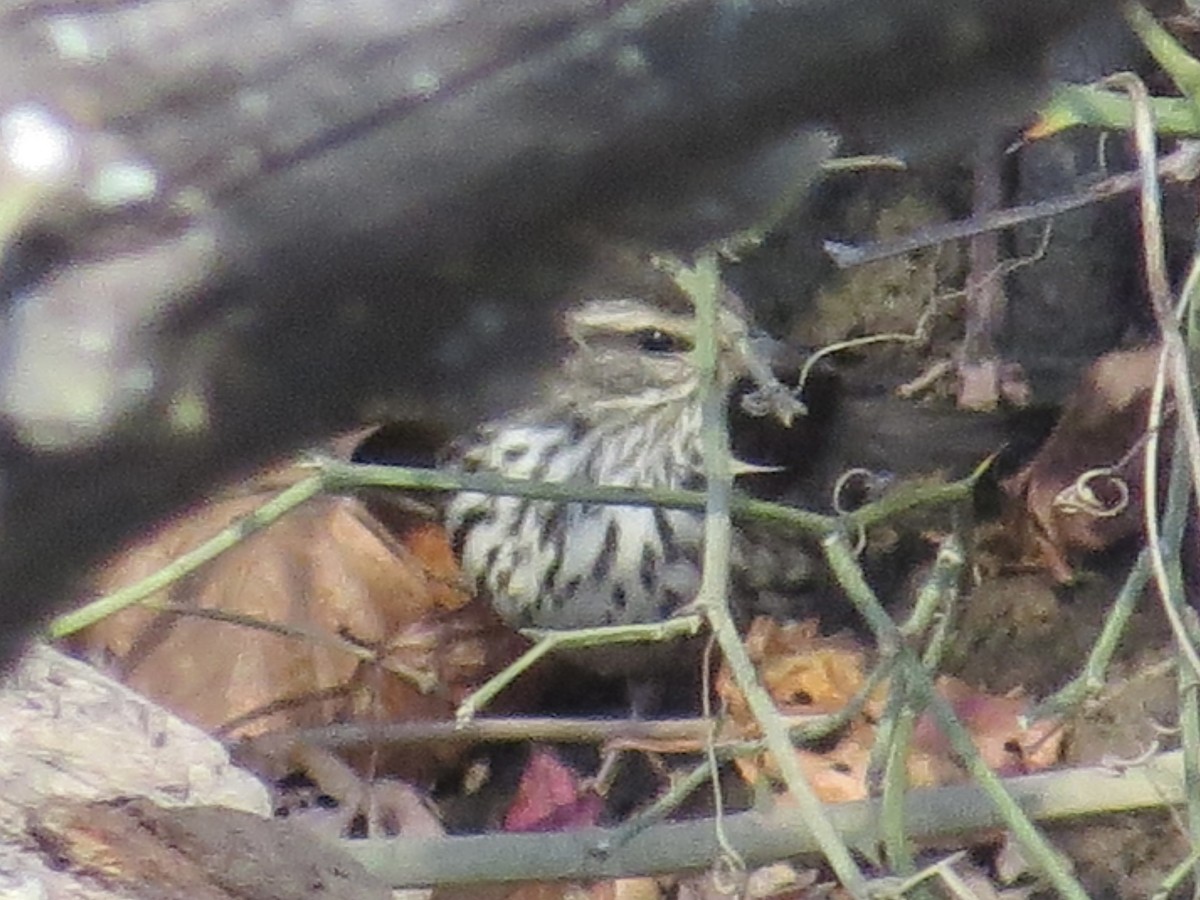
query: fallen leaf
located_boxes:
[503,746,603,833]
[1002,345,1167,582]
[914,677,1066,777]
[720,621,1064,800]
[718,618,878,729]
[66,453,529,785]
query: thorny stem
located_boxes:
[1093,74,1200,889]
[1110,85,1200,894]
[1036,549,1152,717]
[347,751,1193,886]
[1156,843,1200,900]
[686,254,749,879]
[454,616,701,722]
[1178,168,1200,900]
[1109,70,1200,674]
[877,537,964,881]
[683,253,869,896]
[877,666,919,876]
[1037,84,1200,138]
[1143,347,1200,668]
[1127,3,1200,103]
[48,473,328,638]
[823,533,1091,900]
[322,459,979,538]
[824,142,1200,269]
[900,535,965,640]
[51,458,979,642]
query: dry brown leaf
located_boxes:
[67,458,528,784]
[718,621,963,799]
[717,618,877,731]
[792,739,871,804]
[609,878,666,900]
[432,885,521,900]
[738,720,956,802]
[499,887,575,900]
[677,865,823,900]
[914,677,1066,777]
[720,621,1063,799]
[1001,345,1166,582]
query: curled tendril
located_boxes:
[1099,738,1162,774]
[1051,468,1130,519]
[832,467,892,515]
[831,468,885,557]
[849,521,868,557]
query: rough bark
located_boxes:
[0,644,306,899]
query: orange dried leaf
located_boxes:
[717,618,875,735]
[914,677,1066,777]
[726,640,1064,799]
[793,740,870,804]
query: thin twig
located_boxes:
[886,851,971,898]
[823,143,1200,269]
[960,137,1007,409]
[699,632,742,883]
[1035,549,1152,717]
[138,601,437,691]
[247,714,829,752]
[820,154,908,174]
[454,616,702,722]
[795,332,919,399]
[606,758,716,849]
[54,456,980,642]
[1107,71,1200,684]
[214,684,359,738]
[1154,841,1200,900]
[792,655,896,745]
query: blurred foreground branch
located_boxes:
[0,0,1114,658]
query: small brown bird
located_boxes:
[444,254,822,682]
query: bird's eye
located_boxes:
[635,329,692,354]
